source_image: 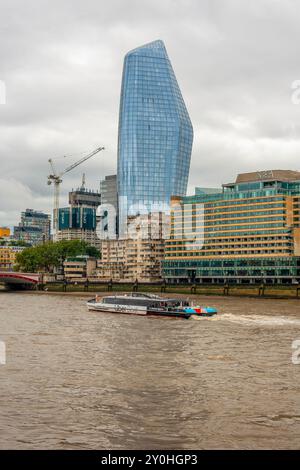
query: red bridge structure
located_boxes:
[0,272,41,289]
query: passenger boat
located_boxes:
[86,293,217,319]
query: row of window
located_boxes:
[166,250,292,257]
[167,236,292,246]
[172,222,286,234]
[173,211,286,224]
[163,269,299,277]
[166,241,292,250]
[183,196,285,208]
[163,257,300,268]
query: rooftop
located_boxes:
[181,169,300,205]
[235,170,300,184]
[126,40,166,58]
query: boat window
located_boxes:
[102,297,153,306]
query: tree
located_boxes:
[85,245,100,258]
[55,239,88,262]
[14,246,40,272]
[15,239,100,273]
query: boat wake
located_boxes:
[214,313,300,327]
[190,314,215,321]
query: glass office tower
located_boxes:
[117,40,193,233]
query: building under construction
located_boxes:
[56,186,101,248]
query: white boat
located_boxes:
[86,292,218,318]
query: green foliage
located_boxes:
[15,239,100,273]
[9,240,31,247]
[85,245,101,258]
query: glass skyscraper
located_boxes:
[117,40,193,232]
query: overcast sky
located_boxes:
[1,0,300,227]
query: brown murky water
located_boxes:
[0,292,300,449]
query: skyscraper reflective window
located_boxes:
[117,40,193,232]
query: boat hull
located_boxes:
[87,302,147,315]
[147,308,190,319]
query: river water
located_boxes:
[0,292,300,449]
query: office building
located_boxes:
[99,174,118,238]
[14,209,51,246]
[163,170,300,284]
[57,187,101,248]
[117,39,193,233]
[100,175,118,212]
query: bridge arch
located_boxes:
[0,272,40,289]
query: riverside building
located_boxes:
[0,245,24,271]
[96,213,167,282]
[163,170,300,284]
[63,256,97,280]
[97,237,165,282]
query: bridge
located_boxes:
[0,272,40,288]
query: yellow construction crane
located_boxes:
[47,146,105,234]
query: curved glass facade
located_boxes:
[117,40,193,232]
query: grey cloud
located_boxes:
[1,0,300,227]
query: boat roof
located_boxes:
[101,293,184,303]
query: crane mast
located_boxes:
[47,146,105,237]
